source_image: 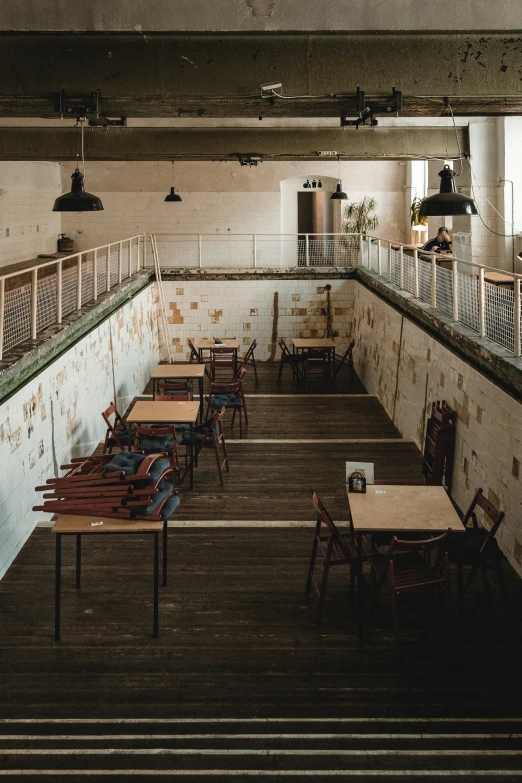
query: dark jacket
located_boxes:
[422,237,452,253]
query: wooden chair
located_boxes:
[447,488,507,603]
[153,380,192,401]
[370,531,451,641]
[132,424,182,483]
[423,400,457,492]
[180,406,229,487]
[303,349,329,382]
[333,339,356,381]
[101,402,129,453]
[237,339,258,385]
[277,338,306,384]
[210,346,237,382]
[307,491,358,627]
[207,366,248,438]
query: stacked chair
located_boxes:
[34,452,180,522]
[422,400,457,491]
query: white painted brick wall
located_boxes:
[160,278,354,361]
[353,281,522,577]
[0,162,62,268]
[0,283,160,579]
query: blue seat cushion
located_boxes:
[104,451,146,475]
[160,493,181,521]
[211,393,242,409]
[182,420,220,445]
[109,428,130,444]
[134,482,173,516]
[138,435,177,454]
[447,527,502,564]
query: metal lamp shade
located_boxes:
[418,165,478,217]
[53,169,104,212]
[330,183,347,200]
[164,186,182,202]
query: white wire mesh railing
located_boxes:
[360,236,522,358]
[0,235,143,360]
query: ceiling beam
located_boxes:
[0,126,469,161]
[1,34,522,118]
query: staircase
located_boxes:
[1,717,521,780]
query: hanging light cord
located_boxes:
[80,119,86,177]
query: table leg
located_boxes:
[152,377,156,398]
[199,377,204,424]
[153,531,159,638]
[55,534,62,642]
[357,532,364,642]
[75,534,82,589]
[189,423,194,489]
[162,519,168,587]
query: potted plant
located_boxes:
[410,197,428,231]
[341,196,379,252]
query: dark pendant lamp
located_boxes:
[164,186,182,202]
[331,183,347,200]
[53,122,103,212]
[418,164,478,217]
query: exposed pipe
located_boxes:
[499,179,515,273]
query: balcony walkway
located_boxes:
[0,362,521,778]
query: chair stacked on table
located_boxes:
[33,452,180,522]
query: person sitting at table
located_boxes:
[422,226,452,254]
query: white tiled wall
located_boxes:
[353,281,522,576]
[160,278,354,361]
[0,162,62,268]
[0,283,160,579]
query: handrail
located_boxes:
[0,234,145,360]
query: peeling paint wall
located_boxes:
[0,283,159,579]
[353,282,522,577]
[161,278,354,361]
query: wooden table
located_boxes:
[127,400,200,489]
[292,337,336,377]
[347,485,465,639]
[52,515,163,641]
[151,363,206,422]
[484,271,515,288]
[197,338,240,364]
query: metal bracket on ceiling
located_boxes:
[55,89,127,127]
[237,153,262,167]
[341,87,402,129]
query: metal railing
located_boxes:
[0,235,144,360]
[147,233,360,269]
[360,235,522,358]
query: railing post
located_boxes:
[431,252,437,309]
[57,261,62,323]
[377,239,382,276]
[367,236,372,268]
[359,234,364,266]
[514,278,521,357]
[93,249,98,302]
[143,237,147,268]
[387,241,392,278]
[198,234,202,268]
[399,245,404,289]
[413,248,419,299]
[0,278,5,360]
[478,268,486,337]
[31,268,38,339]
[76,254,82,310]
[305,234,310,266]
[452,259,459,322]
[128,239,132,278]
[106,245,111,292]
[253,234,257,268]
[118,241,122,284]
[136,236,141,271]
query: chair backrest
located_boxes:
[278,338,291,357]
[386,530,449,575]
[187,339,200,363]
[102,402,126,449]
[311,490,352,560]
[132,423,177,450]
[338,338,355,364]
[243,339,257,364]
[463,488,505,555]
[154,380,191,401]
[210,347,236,380]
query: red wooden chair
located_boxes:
[132,424,182,484]
[370,531,451,641]
[277,338,305,384]
[237,339,258,385]
[153,380,192,401]
[307,491,358,627]
[333,338,356,381]
[206,366,248,437]
[447,488,507,603]
[180,406,229,487]
[101,402,129,453]
[210,346,237,382]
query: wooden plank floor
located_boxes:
[0,359,521,733]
